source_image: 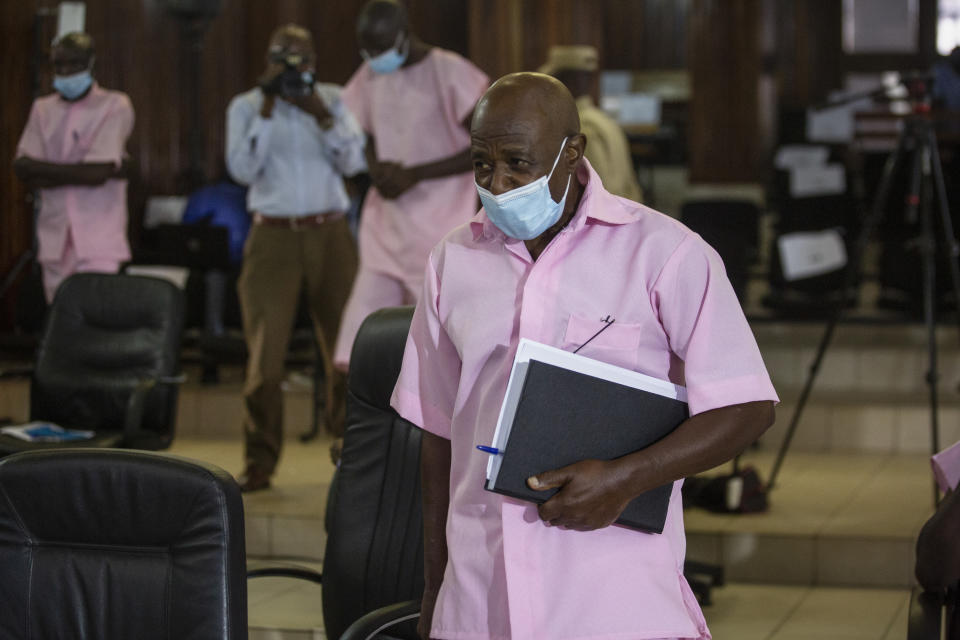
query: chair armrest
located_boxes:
[246,565,323,585]
[908,585,943,640]
[124,374,187,438]
[339,600,421,640]
[0,366,34,380]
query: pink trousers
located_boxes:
[333,266,420,369]
[40,231,121,303]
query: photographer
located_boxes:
[226,24,366,492]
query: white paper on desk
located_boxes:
[789,164,846,198]
[617,93,661,126]
[601,71,633,97]
[144,196,188,228]
[774,145,830,170]
[778,229,847,281]
[56,2,86,38]
[807,106,855,143]
[484,339,686,484]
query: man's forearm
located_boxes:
[420,430,451,593]
[410,148,472,182]
[614,400,775,497]
[14,156,118,188]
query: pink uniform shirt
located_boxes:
[933,439,960,492]
[16,84,133,264]
[342,48,489,289]
[392,161,779,640]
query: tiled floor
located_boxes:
[162,438,925,639]
[245,574,911,639]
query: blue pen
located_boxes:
[476,445,502,455]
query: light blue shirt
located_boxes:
[225,84,366,217]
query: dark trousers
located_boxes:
[238,217,357,474]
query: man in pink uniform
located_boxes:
[332,0,489,370]
[14,32,133,303]
[391,73,779,639]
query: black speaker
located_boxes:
[164,0,221,19]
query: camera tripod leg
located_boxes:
[923,126,960,504]
[914,140,942,508]
[925,126,960,340]
[767,135,907,492]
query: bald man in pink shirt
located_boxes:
[392,73,778,640]
[14,32,133,302]
[332,0,489,371]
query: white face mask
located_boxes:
[54,69,93,101]
[476,137,570,240]
[361,32,409,74]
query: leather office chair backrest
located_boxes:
[0,449,247,640]
[31,273,185,447]
[679,199,760,304]
[322,306,424,640]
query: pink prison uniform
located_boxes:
[391,161,778,640]
[933,439,960,492]
[333,48,489,367]
[16,84,133,301]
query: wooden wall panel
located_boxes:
[468,0,602,81]
[688,0,764,183]
[603,0,689,70]
[0,0,40,328]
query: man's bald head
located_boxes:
[357,0,408,53]
[471,72,586,207]
[473,72,580,142]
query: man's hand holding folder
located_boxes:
[528,458,635,531]
[484,339,776,533]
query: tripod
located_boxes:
[767,92,960,505]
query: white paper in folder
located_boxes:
[777,229,847,281]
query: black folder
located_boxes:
[485,359,689,533]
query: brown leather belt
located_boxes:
[252,212,345,230]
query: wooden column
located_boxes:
[0,0,41,328]
[468,0,602,81]
[688,0,766,183]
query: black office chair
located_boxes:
[0,272,185,454]
[679,199,761,304]
[0,449,247,639]
[248,306,424,640]
[909,487,960,639]
[907,587,958,639]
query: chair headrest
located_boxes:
[0,449,241,545]
[347,306,414,409]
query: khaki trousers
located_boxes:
[238,217,357,474]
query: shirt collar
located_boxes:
[471,157,640,242]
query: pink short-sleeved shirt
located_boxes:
[342,48,489,287]
[391,160,779,640]
[933,440,960,492]
[15,84,133,264]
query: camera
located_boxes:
[262,51,314,98]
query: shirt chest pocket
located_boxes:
[561,314,644,370]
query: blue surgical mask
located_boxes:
[362,32,408,74]
[53,69,93,101]
[477,137,571,240]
